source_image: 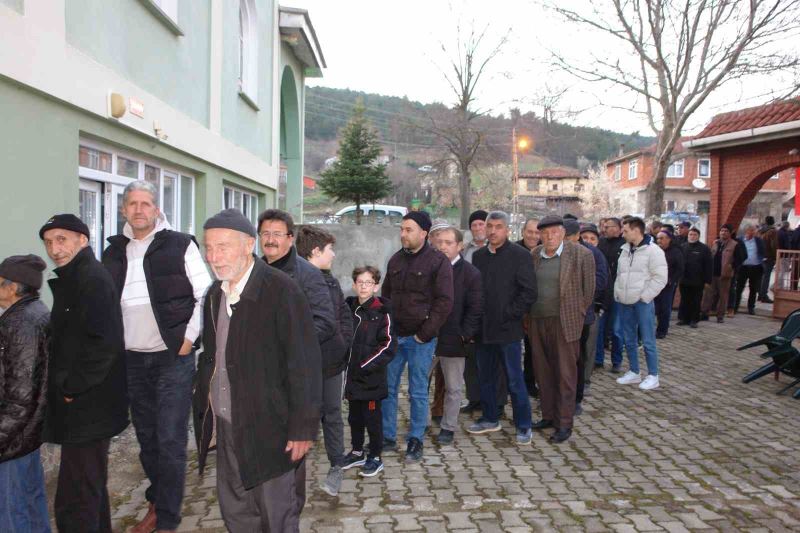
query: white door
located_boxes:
[105,183,127,245]
[79,179,102,254]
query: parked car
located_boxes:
[335,204,408,220]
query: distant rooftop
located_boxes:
[695,99,800,139]
[519,167,586,179]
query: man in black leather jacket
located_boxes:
[0,254,50,532]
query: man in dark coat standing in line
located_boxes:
[382,210,453,463]
[517,217,541,398]
[596,217,625,372]
[678,227,712,328]
[468,211,537,444]
[0,254,50,532]
[528,216,595,443]
[654,230,685,338]
[194,209,321,532]
[40,214,129,533]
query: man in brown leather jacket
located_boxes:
[701,224,743,323]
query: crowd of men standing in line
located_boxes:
[0,177,782,532]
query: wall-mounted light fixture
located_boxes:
[109,92,126,119]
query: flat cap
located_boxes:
[537,215,564,230]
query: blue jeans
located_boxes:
[0,448,50,532]
[382,336,437,442]
[127,350,195,530]
[619,301,659,376]
[595,302,623,365]
[476,342,532,430]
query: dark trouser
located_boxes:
[576,318,599,404]
[654,283,677,336]
[321,372,345,468]
[216,418,304,533]
[476,342,532,430]
[702,276,732,318]
[55,438,111,533]
[760,259,775,299]
[728,271,738,310]
[678,284,704,323]
[530,317,579,430]
[464,344,507,405]
[431,358,444,417]
[735,264,764,312]
[348,399,383,458]
[523,335,538,396]
[126,349,195,530]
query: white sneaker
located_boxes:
[639,375,660,390]
[616,371,642,385]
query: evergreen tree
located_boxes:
[319,101,393,225]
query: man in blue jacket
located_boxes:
[734,223,765,315]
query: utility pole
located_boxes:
[512,127,519,238]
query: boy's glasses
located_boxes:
[355,280,376,287]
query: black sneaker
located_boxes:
[460,401,481,414]
[689,321,698,329]
[436,429,454,445]
[610,363,622,374]
[594,362,604,369]
[431,415,442,426]
[382,438,398,453]
[405,437,423,463]
[359,456,384,477]
[341,450,366,470]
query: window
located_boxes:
[180,175,195,235]
[628,159,638,180]
[666,159,685,178]
[551,183,559,191]
[224,185,259,228]
[574,183,585,192]
[526,179,539,192]
[238,0,259,106]
[665,200,677,211]
[138,0,182,35]
[697,200,710,214]
[614,164,621,182]
[152,0,177,21]
[117,157,139,178]
[698,158,711,178]
[79,146,112,172]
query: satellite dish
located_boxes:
[692,178,707,189]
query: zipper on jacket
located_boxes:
[342,305,363,398]
[200,291,218,452]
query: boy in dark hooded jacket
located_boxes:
[342,266,396,478]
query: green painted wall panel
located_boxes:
[65,0,211,127]
[219,0,273,163]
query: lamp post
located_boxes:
[512,127,530,239]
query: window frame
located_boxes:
[697,158,711,179]
[614,164,621,182]
[138,0,183,35]
[628,159,638,180]
[666,159,685,178]
[223,184,260,228]
[238,0,259,109]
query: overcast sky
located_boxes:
[291,0,798,136]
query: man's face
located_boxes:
[679,225,690,236]
[604,221,621,239]
[541,225,565,252]
[522,220,540,248]
[745,226,756,239]
[0,277,17,309]
[400,219,427,251]
[435,229,463,261]
[259,220,294,263]
[470,219,486,242]
[352,272,379,302]
[581,231,599,247]
[42,228,88,267]
[314,243,336,271]
[688,230,700,243]
[656,232,671,250]
[204,228,254,282]
[622,223,642,244]
[486,217,509,248]
[719,227,731,241]
[123,190,160,234]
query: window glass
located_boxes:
[666,159,684,178]
[145,165,161,190]
[117,157,139,178]
[180,176,194,234]
[614,164,621,181]
[163,173,177,227]
[628,160,638,180]
[698,159,711,178]
[79,146,112,172]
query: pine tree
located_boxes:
[319,101,393,225]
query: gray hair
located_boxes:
[486,211,510,226]
[122,180,159,207]
[741,222,755,232]
[523,217,539,229]
[0,278,38,298]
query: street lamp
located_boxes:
[512,127,531,238]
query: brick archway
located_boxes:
[706,137,800,241]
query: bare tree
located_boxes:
[545,0,800,217]
[424,23,510,228]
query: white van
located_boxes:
[334,204,408,219]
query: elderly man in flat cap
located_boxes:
[193,209,321,532]
[0,254,50,532]
[40,214,129,533]
[528,215,595,443]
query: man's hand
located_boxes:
[64,396,73,403]
[285,440,313,462]
[178,338,193,356]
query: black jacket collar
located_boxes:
[52,246,94,281]
[264,246,296,274]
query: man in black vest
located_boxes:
[40,214,129,533]
[102,181,211,533]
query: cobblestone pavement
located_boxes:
[93,312,800,532]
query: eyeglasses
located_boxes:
[259,231,290,239]
[355,280,376,287]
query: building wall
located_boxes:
[519,177,587,197]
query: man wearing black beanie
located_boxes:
[464,209,488,263]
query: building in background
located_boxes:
[517,167,589,216]
[0,0,324,260]
[605,137,792,219]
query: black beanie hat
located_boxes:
[580,223,600,237]
[403,211,432,233]
[203,208,257,237]
[0,254,47,289]
[564,219,581,236]
[468,210,488,227]
[39,214,91,240]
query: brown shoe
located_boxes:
[130,503,157,533]
[727,309,735,318]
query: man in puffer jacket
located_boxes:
[0,254,50,532]
[614,217,668,391]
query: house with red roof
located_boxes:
[517,167,589,216]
